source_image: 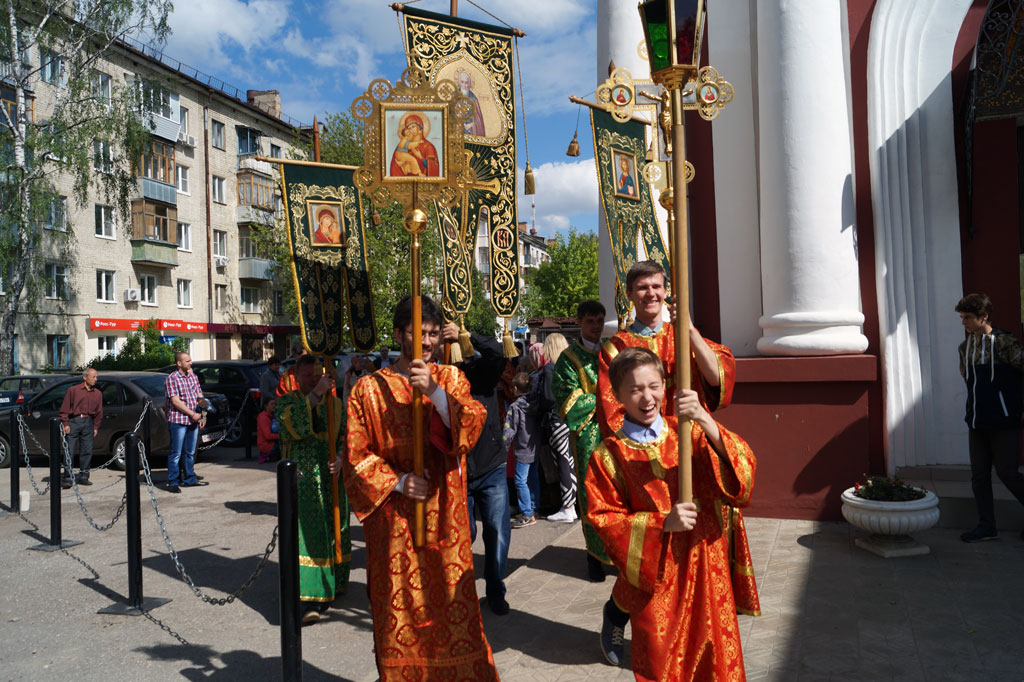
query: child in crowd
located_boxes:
[504,371,540,528]
[257,398,280,464]
[587,347,759,681]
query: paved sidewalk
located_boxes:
[2,449,1024,681]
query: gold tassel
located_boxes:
[502,319,519,358]
[448,338,463,364]
[524,163,536,195]
[458,318,474,358]
[566,130,580,157]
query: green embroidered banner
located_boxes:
[402,6,521,318]
[591,108,670,320]
[435,201,473,322]
[279,160,377,354]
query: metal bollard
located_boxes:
[29,418,81,551]
[277,458,301,681]
[244,395,255,461]
[142,404,151,463]
[98,433,169,615]
[7,410,20,513]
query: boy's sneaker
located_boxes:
[511,514,536,528]
[960,525,998,543]
[546,507,577,523]
[600,610,625,666]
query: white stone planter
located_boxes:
[840,486,940,558]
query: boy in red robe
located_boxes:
[587,347,759,682]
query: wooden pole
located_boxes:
[312,115,321,162]
[450,0,457,16]
[670,89,693,505]
[411,227,425,548]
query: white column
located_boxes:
[755,1,868,355]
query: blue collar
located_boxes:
[620,415,664,443]
[629,317,663,336]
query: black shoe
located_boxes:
[165,485,181,494]
[76,476,92,486]
[182,480,209,487]
[195,475,205,481]
[600,605,626,666]
[587,556,606,583]
[488,597,510,616]
[61,478,73,490]
[960,525,998,543]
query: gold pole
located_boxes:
[450,0,457,16]
[321,354,345,563]
[409,183,426,548]
[670,89,693,505]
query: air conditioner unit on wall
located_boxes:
[177,131,196,147]
[124,288,141,302]
[214,255,229,268]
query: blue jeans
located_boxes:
[514,459,539,517]
[466,464,510,603]
[167,421,199,487]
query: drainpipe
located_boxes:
[204,93,214,358]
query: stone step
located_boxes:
[895,464,1024,531]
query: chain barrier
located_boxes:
[61,432,128,532]
[17,415,50,495]
[138,440,278,606]
[196,390,252,452]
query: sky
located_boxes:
[156,0,603,239]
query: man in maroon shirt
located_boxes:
[58,368,102,488]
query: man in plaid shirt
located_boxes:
[164,352,210,493]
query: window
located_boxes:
[179,106,189,134]
[237,127,262,155]
[176,278,192,308]
[140,81,174,120]
[98,336,116,356]
[140,274,157,305]
[130,200,176,242]
[92,70,111,104]
[139,140,175,184]
[45,196,67,231]
[96,269,115,302]
[93,138,111,173]
[241,286,258,313]
[211,120,225,149]
[237,172,275,208]
[211,175,225,203]
[44,264,69,300]
[270,143,281,159]
[273,290,284,315]
[215,284,227,310]
[176,222,191,251]
[239,228,265,259]
[41,50,62,85]
[176,165,189,193]
[95,204,115,238]
[47,335,70,369]
[213,230,227,257]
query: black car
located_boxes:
[0,373,76,402]
[0,372,230,469]
[157,361,268,446]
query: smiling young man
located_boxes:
[344,295,498,681]
[596,260,736,438]
[587,347,759,680]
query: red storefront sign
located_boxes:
[89,318,145,331]
[88,318,208,333]
[158,319,208,333]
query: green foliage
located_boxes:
[852,475,926,502]
[520,229,599,318]
[464,267,499,336]
[82,319,186,371]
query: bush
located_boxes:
[80,320,188,372]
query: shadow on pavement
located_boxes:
[485,608,622,667]
[134,644,354,681]
[523,543,591,581]
[224,500,277,516]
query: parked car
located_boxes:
[156,361,268,446]
[0,374,76,403]
[0,372,230,469]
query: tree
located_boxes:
[0,0,172,374]
[82,318,185,371]
[521,229,599,319]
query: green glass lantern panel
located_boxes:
[640,0,670,72]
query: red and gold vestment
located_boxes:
[345,365,499,682]
[587,417,759,682]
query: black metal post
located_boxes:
[244,393,255,461]
[277,458,301,681]
[98,433,169,615]
[8,410,20,513]
[142,403,151,465]
[29,418,80,551]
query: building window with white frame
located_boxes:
[211,120,225,149]
[95,204,115,238]
[176,278,192,308]
[92,70,111,105]
[45,196,67,231]
[176,222,191,252]
[98,336,117,356]
[212,230,227,257]
[96,269,115,303]
[212,175,225,203]
[93,138,111,173]
[241,286,259,313]
[273,290,284,316]
[41,49,62,85]
[215,284,228,310]
[179,106,189,134]
[140,274,157,305]
[44,263,69,300]
[176,165,189,194]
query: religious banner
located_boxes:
[591,107,670,320]
[401,6,520,319]
[278,160,376,354]
[436,201,473,319]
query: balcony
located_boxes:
[138,177,176,205]
[238,154,274,176]
[131,238,178,268]
[238,257,275,281]
[236,204,277,225]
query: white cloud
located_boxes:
[517,158,598,234]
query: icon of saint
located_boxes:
[390,113,440,177]
[616,156,636,197]
[457,70,486,137]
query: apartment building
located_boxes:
[4,37,304,372]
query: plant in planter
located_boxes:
[841,475,940,558]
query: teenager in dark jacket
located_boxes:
[955,293,1024,542]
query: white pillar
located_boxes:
[755,1,868,355]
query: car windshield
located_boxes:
[130,376,167,398]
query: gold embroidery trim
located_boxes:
[562,346,595,394]
[626,511,649,588]
[602,339,620,360]
[616,427,670,479]
[592,444,627,498]
[560,388,584,421]
[299,553,351,568]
